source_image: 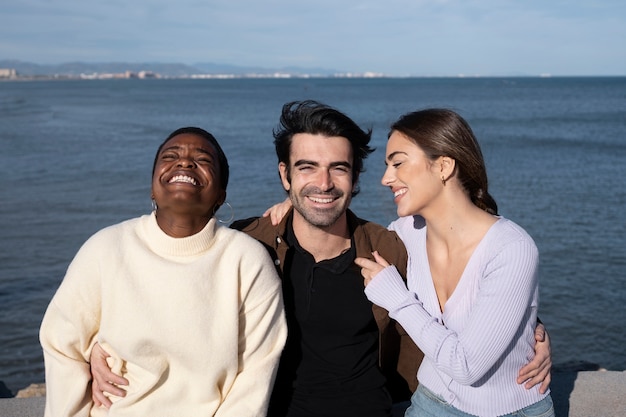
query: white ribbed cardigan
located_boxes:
[365,216,549,417]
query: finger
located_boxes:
[92,380,113,408]
[538,373,551,394]
[524,365,551,391]
[517,357,543,384]
[354,257,378,269]
[534,323,546,342]
[91,351,129,387]
[92,363,129,387]
[92,379,102,407]
[519,355,551,387]
[371,251,391,267]
[517,364,536,385]
[107,379,128,397]
[271,211,281,227]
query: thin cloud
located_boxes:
[1,0,624,75]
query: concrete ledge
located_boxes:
[550,370,625,417]
[0,396,44,417]
[1,371,624,416]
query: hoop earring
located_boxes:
[215,202,234,224]
[151,199,158,211]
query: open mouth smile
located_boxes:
[393,188,407,198]
[307,196,336,204]
[169,175,198,186]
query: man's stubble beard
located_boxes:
[289,187,351,228]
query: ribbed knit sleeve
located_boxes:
[40,215,287,417]
[366,216,547,416]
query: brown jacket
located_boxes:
[231,209,422,401]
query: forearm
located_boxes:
[215,289,286,416]
[40,302,96,416]
[365,260,537,385]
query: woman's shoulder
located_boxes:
[491,217,535,243]
[84,216,144,242]
[486,217,538,258]
[387,215,426,237]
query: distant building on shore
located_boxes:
[0,68,17,79]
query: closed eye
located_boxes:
[161,152,177,160]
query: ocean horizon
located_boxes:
[1,76,625,394]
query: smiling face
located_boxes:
[279,133,354,228]
[382,131,445,218]
[151,133,226,217]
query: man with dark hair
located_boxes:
[234,100,421,416]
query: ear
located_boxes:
[438,156,456,185]
[217,190,227,207]
[278,162,291,192]
[439,156,456,183]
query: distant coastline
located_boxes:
[5,59,621,81]
[0,59,390,81]
[0,71,390,81]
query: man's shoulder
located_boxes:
[348,211,404,251]
[230,216,276,245]
[348,210,394,236]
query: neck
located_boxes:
[421,196,496,249]
[291,211,351,262]
[155,210,211,238]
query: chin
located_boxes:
[396,206,413,218]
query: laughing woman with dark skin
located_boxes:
[40,127,287,417]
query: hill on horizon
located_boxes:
[0,59,343,77]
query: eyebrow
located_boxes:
[386,150,408,162]
[161,145,214,157]
[294,159,352,169]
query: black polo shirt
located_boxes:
[268,218,390,417]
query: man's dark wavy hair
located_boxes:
[273,100,374,197]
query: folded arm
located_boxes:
[356,241,550,388]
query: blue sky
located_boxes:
[2,0,625,76]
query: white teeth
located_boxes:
[309,197,334,203]
[394,189,407,198]
[169,175,197,185]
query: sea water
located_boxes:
[0,77,625,394]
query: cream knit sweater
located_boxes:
[40,213,287,417]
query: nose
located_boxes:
[381,165,394,186]
[317,169,334,191]
[177,155,196,168]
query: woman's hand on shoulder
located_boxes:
[262,198,292,226]
[355,251,390,286]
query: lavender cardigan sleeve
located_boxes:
[364,217,539,386]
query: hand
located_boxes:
[517,323,552,393]
[90,342,128,408]
[262,198,292,226]
[354,251,390,286]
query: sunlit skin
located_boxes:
[381,131,451,219]
[362,131,496,305]
[151,133,226,237]
[278,133,355,261]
